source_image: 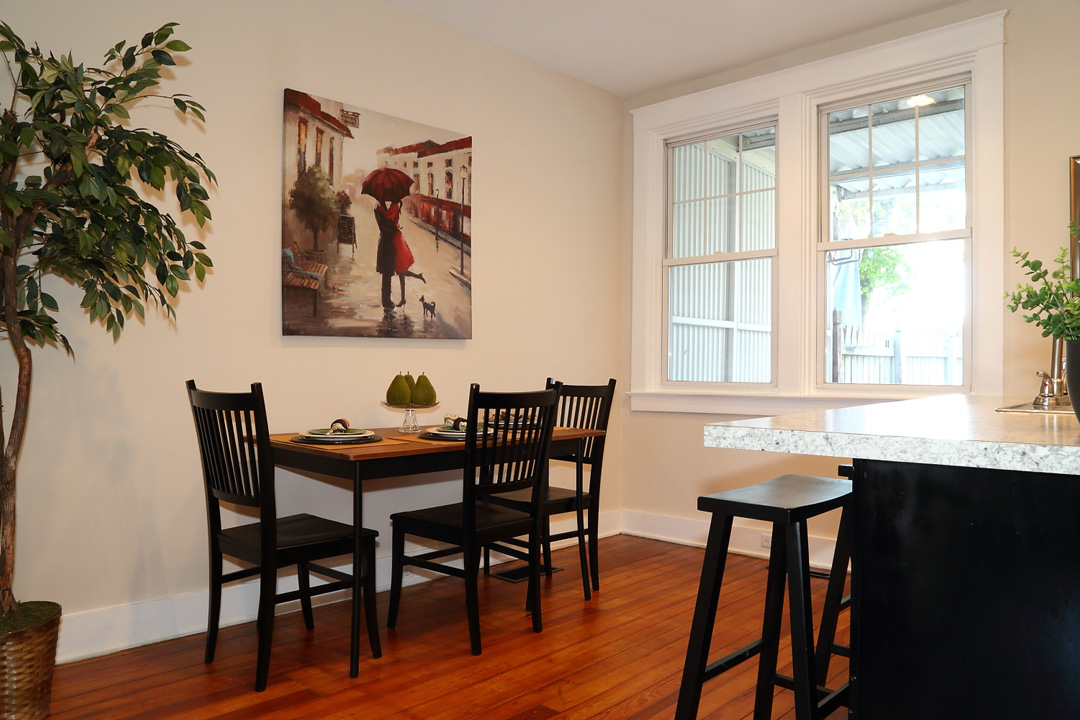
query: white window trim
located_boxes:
[630,11,1005,416]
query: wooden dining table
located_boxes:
[268,425,604,676]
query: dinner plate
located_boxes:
[290,433,383,445]
[303,428,373,439]
[419,426,494,441]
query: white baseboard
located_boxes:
[56,508,837,663]
[617,509,841,570]
[57,554,394,664]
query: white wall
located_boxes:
[617,0,1080,552]
[0,0,624,660]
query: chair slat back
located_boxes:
[546,377,616,463]
[464,383,561,509]
[186,380,274,510]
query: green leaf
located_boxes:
[0,24,215,348]
[154,25,177,45]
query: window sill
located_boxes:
[626,389,962,417]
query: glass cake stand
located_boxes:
[381,402,440,433]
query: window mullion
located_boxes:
[664,248,776,267]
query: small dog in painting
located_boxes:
[420,295,436,320]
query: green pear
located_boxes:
[386,373,412,405]
[412,372,437,405]
[403,371,416,396]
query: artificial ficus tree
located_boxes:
[0,21,215,621]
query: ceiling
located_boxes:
[382,0,964,98]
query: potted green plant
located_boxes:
[0,22,214,717]
[1006,240,1080,419]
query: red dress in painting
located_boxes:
[374,202,415,275]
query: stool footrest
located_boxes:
[774,674,850,715]
[702,639,765,682]
[817,682,851,716]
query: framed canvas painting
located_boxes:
[282,89,472,338]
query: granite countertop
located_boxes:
[703,395,1080,475]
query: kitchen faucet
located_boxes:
[1033,336,1069,408]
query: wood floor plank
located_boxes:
[50,536,849,719]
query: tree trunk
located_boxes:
[0,456,15,616]
[0,242,33,619]
[0,129,81,620]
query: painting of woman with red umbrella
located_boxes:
[282,89,472,339]
[364,167,425,308]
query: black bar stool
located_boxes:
[675,474,852,720]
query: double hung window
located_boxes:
[821,81,969,386]
[666,125,777,384]
[630,13,1004,414]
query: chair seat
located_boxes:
[220,513,372,550]
[391,501,533,537]
[494,483,591,511]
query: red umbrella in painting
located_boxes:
[361,167,414,203]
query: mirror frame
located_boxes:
[1072,156,1080,275]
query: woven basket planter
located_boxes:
[0,602,61,720]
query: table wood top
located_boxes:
[270,425,603,463]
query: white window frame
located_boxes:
[816,75,972,389]
[664,121,780,388]
[630,12,1005,415]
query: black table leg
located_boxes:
[349,464,363,677]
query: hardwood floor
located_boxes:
[50,536,848,719]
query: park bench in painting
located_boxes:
[282,243,327,316]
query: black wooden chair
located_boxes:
[483,378,616,599]
[387,382,561,654]
[186,379,381,691]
